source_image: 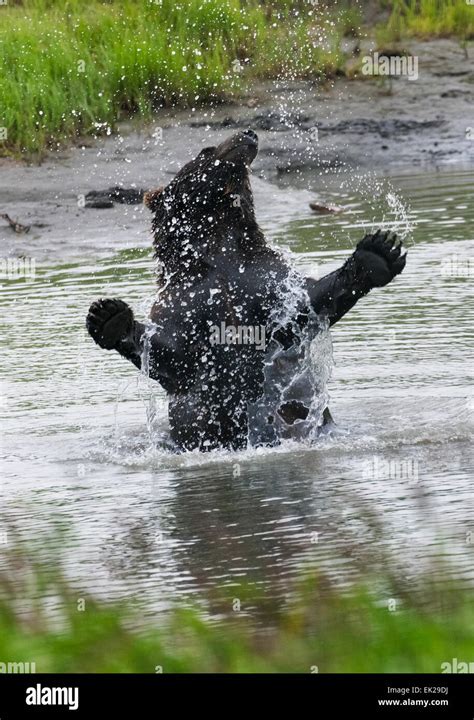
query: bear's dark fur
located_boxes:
[86,130,406,451]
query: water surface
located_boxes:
[1,167,473,623]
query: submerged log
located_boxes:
[309,202,343,215]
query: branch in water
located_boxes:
[0,213,31,234]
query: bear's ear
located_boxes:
[143,186,164,212]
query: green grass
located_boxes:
[0,0,354,158]
[1,1,471,158]
[1,550,473,673]
[381,0,474,42]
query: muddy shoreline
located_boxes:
[1,39,473,261]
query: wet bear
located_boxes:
[86,130,406,451]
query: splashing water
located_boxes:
[385,190,415,241]
[247,263,334,447]
[339,172,415,243]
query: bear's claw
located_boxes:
[354,230,407,288]
[86,298,134,350]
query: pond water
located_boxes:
[1,166,473,624]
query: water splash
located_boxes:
[246,263,334,447]
[339,172,415,244]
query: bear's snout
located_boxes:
[216,129,258,165]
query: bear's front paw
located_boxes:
[86,298,134,350]
[354,230,407,288]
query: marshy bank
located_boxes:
[1,30,473,261]
[0,0,473,159]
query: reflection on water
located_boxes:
[1,168,473,624]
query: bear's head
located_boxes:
[145,130,266,274]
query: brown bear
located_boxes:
[86,130,406,451]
